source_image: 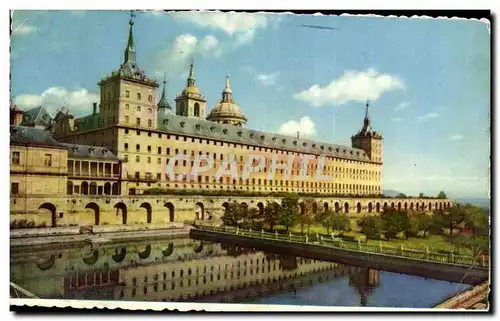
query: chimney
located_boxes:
[92,102,97,115]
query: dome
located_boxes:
[207,101,247,121]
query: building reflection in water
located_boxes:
[10,238,380,304]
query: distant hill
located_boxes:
[453,198,491,210]
[383,189,402,197]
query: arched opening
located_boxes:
[114,202,127,224]
[356,202,362,213]
[404,202,408,211]
[112,182,119,195]
[376,202,380,213]
[85,202,100,225]
[90,182,97,195]
[104,182,111,195]
[383,202,388,211]
[165,202,175,222]
[391,202,395,209]
[410,203,414,211]
[39,203,57,227]
[67,181,73,195]
[397,202,402,211]
[335,202,340,213]
[194,103,200,117]
[140,202,152,224]
[257,202,264,216]
[312,202,318,215]
[429,202,433,210]
[178,101,185,116]
[299,202,305,216]
[368,203,373,213]
[195,202,204,220]
[324,202,329,212]
[415,202,419,210]
[344,202,349,214]
[81,182,89,195]
[439,203,443,210]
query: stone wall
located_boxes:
[10,193,454,228]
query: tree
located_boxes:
[221,201,246,227]
[299,198,316,234]
[463,204,489,237]
[397,193,407,198]
[408,214,432,237]
[419,193,424,198]
[437,191,447,199]
[279,195,299,233]
[381,208,410,240]
[428,212,445,235]
[330,213,351,235]
[357,215,383,240]
[263,201,281,231]
[442,206,467,236]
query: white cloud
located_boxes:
[278,116,316,137]
[14,87,99,117]
[391,117,403,122]
[151,33,221,77]
[257,73,278,86]
[395,101,411,111]
[171,11,269,44]
[449,134,464,141]
[11,23,38,36]
[293,68,405,107]
[417,112,439,122]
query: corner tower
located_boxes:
[351,101,383,163]
[175,62,207,118]
[97,11,159,129]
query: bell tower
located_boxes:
[175,61,207,119]
[351,101,383,163]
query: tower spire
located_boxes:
[157,74,171,111]
[363,99,371,130]
[124,10,136,65]
[187,59,195,87]
[221,75,234,103]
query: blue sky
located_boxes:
[10,10,490,198]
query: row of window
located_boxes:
[121,129,378,165]
[104,90,153,102]
[11,152,52,166]
[123,116,153,127]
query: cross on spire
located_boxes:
[124,10,136,65]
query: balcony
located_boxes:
[68,172,121,180]
[126,173,159,183]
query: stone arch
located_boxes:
[439,202,443,210]
[299,202,305,216]
[67,181,73,195]
[257,202,264,216]
[323,202,329,212]
[410,203,414,211]
[104,182,111,195]
[368,202,373,213]
[222,202,229,212]
[81,182,89,195]
[90,182,97,195]
[112,182,119,195]
[334,202,340,213]
[195,202,205,220]
[140,202,152,223]
[391,202,395,209]
[383,202,388,211]
[114,202,127,224]
[165,202,175,222]
[344,202,349,214]
[429,202,433,210]
[415,202,419,210]
[312,202,318,215]
[397,202,402,211]
[194,103,200,117]
[39,202,57,227]
[376,202,381,213]
[356,202,362,214]
[85,202,100,225]
[404,202,408,211]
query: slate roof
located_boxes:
[60,143,120,161]
[21,106,53,127]
[10,125,65,149]
[74,114,100,132]
[157,114,373,162]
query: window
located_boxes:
[148,108,152,113]
[136,118,140,125]
[136,156,140,162]
[137,93,142,100]
[166,148,170,155]
[147,157,151,164]
[124,143,128,151]
[44,154,52,167]
[148,95,153,102]
[124,155,128,162]
[137,106,141,112]
[125,104,130,110]
[11,151,20,165]
[147,146,151,152]
[11,182,19,195]
[136,144,140,152]
[157,158,161,164]
[125,116,129,124]
[148,119,152,127]
[125,90,130,98]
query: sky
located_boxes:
[10,10,490,199]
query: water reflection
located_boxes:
[10,237,467,307]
